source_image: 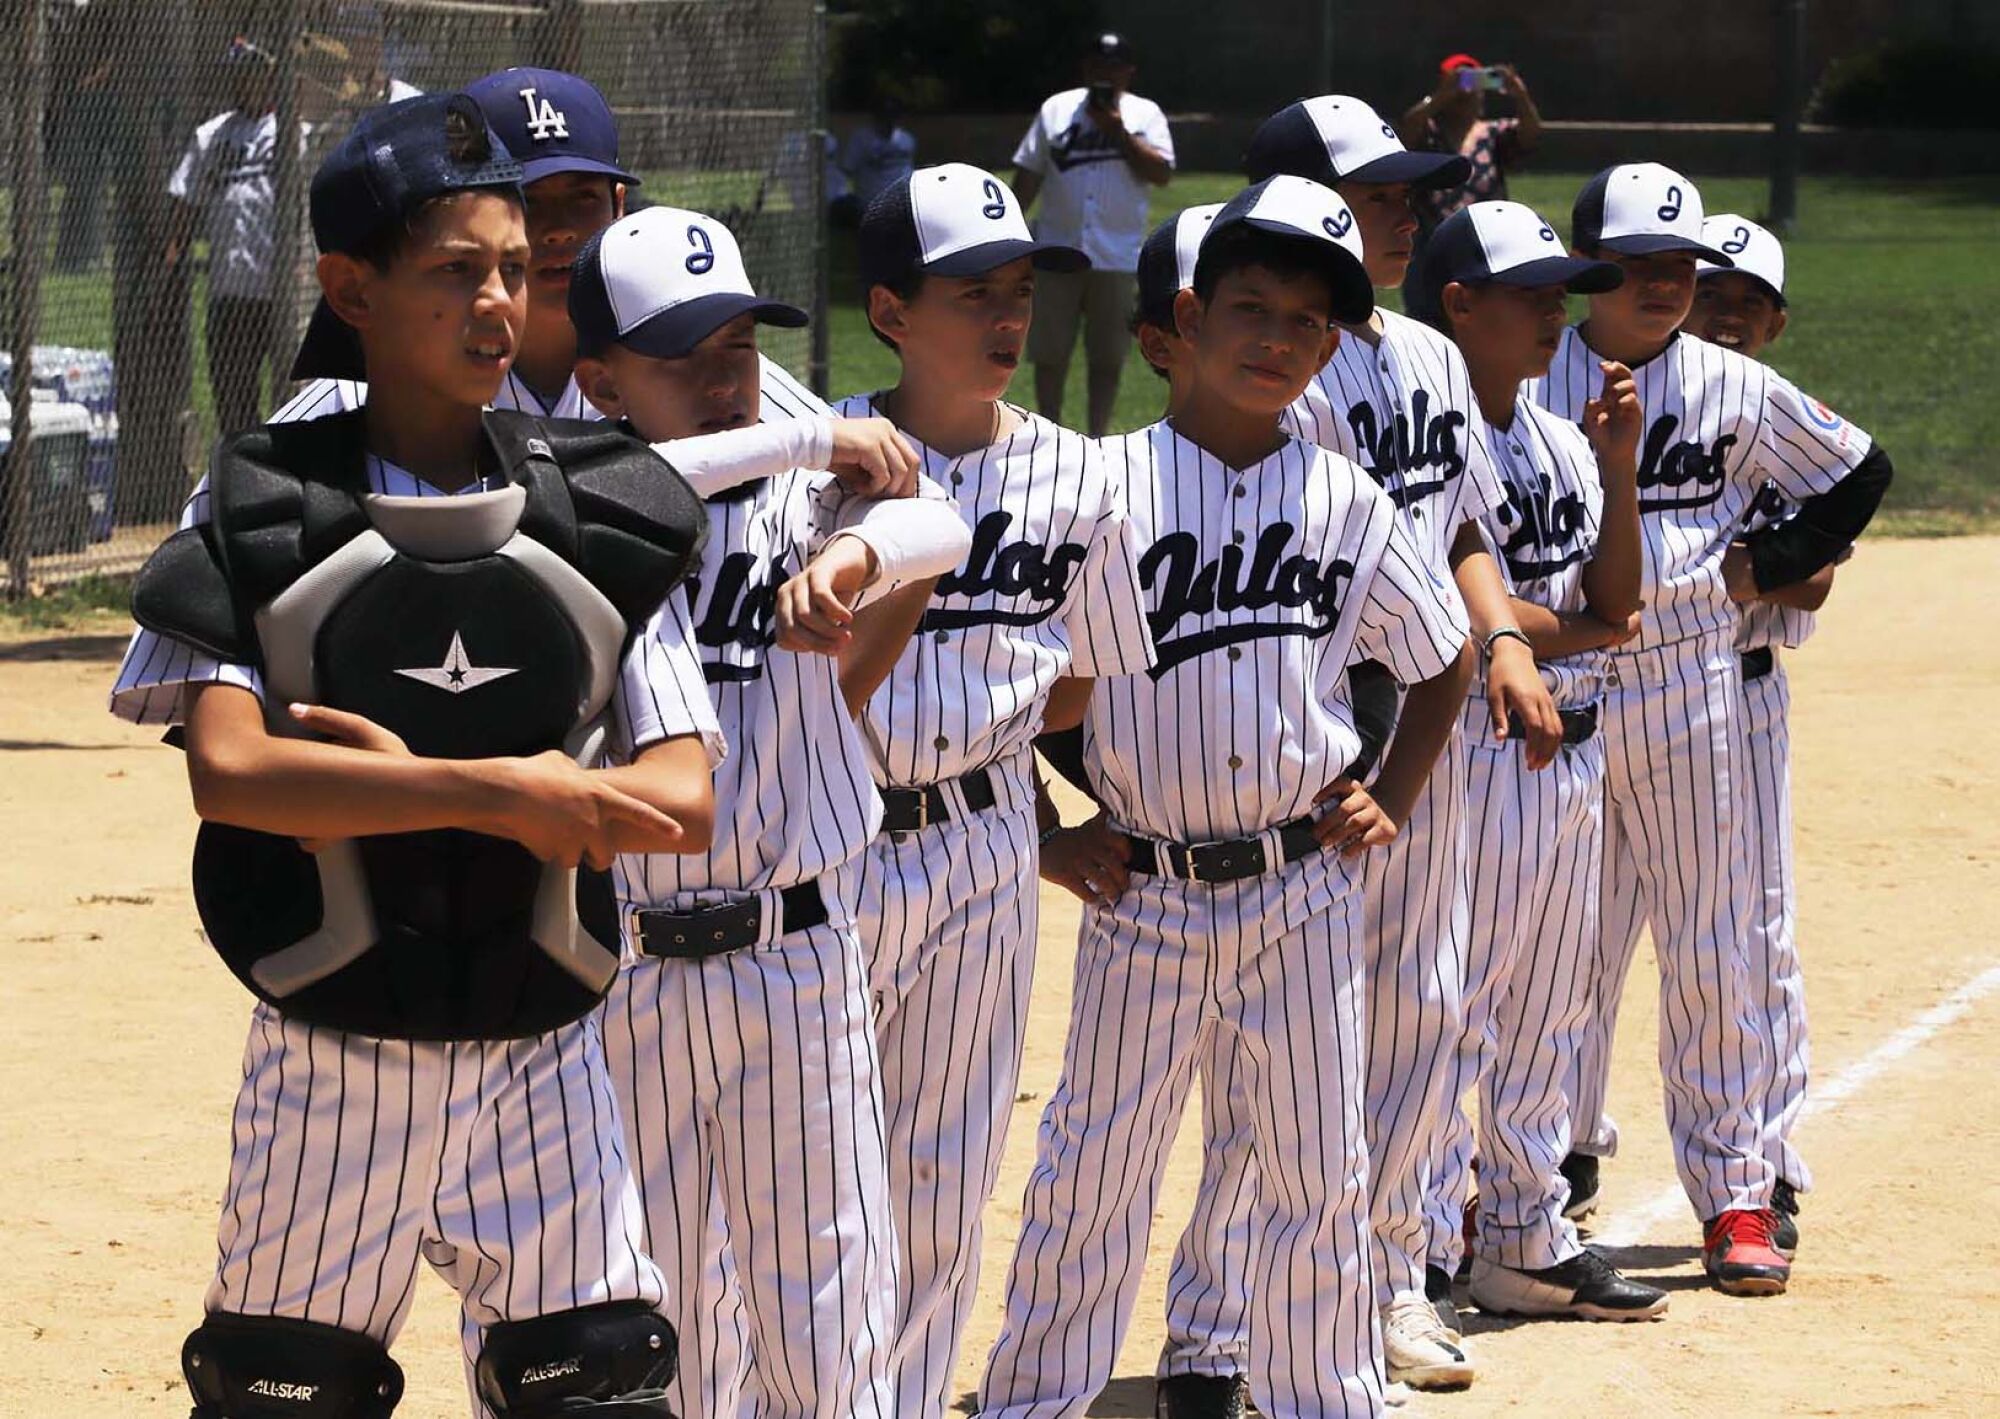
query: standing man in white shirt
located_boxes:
[1010,31,1174,435]
[839,100,920,220]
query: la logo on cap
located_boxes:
[520,86,569,142]
[909,163,1033,264]
[1601,162,1705,240]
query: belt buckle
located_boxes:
[909,789,932,832]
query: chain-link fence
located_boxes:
[3,0,827,595]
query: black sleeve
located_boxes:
[1034,726,1098,803]
[1344,660,1401,781]
[1747,443,1893,594]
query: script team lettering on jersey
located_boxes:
[1635,413,1734,510]
[1139,522,1356,676]
[923,510,1088,630]
[686,544,791,683]
[1346,389,1466,506]
[1492,467,1590,581]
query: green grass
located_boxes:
[821,171,2000,533]
[16,170,1996,531]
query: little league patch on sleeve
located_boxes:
[1806,397,1851,447]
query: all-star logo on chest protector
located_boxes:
[1138,523,1356,676]
[920,510,1088,631]
[1346,390,1466,507]
[394,631,520,694]
[1636,412,1734,511]
[520,87,569,141]
[1493,467,1590,581]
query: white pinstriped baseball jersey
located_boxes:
[832,396,1155,787]
[1087,422,1469,845]
[1735,484,1815,651]
[1479,400,1607,708]
[1283,308,1506,576]
[268,352,831,425]
[610,465,895,911]
[1528,328,1870,651]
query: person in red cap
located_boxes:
[1400,55,1542,224]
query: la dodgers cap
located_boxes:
[1697,213,1786,306]
[1410,200,1624,318]
[570,205,807,359]
[859,163,1088,292]
[1195,176,1376,325]
[291,93,524,380]
[1571,162,1734,265]
[464,67,639,187]
[1245,96,1469,191]
[1135,202,1224,329]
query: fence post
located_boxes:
[808,0,830,399]
[268,0,308,414]
[6,0,50,598]
[1770,0,1806,233]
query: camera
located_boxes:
[1456,66,1507,93]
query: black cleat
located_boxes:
[1156,1373,1248,1419]
[1425,1263,1464,1340]
[1560,1151,1601,1221]
[1469,1248,1670,1321]
[1771,1178,1801,1259]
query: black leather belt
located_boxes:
[879,765,999,834]
[1505,702,1600,746]
[1741,647,1775,681]
[1124,816,1322,884]
[635,880,828,959]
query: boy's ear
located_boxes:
[1136,321,1175,376]
[1171,286,1203,343]
[317,252,376,334]
[611,182,628,220]
[1767,308,1789,345]
[1440,279,1475,329]
[572,356,625,421]
[866,284,908,349]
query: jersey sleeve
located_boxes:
[1456,396,1507,526]
[1138,99,1175,166]
[1011,105,1048,175]
[1753,371,1873,501]
[166,119,211,202]
[107,477,265,725]
[613,591,727,768]
[1352,519,1470,686]
[1061,462,1157,679]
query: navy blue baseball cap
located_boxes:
[291,93,524,380]
[1246,97,1469,190]
[1135,203,1222,330]
[571,205,807,360]
[1407,200,1622,325]
[859,164,1087,293]
[1196,176,1377,325]
[464,68,638,187]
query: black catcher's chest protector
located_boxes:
[131,410,705,1040]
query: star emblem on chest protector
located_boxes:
[394,632,519,694]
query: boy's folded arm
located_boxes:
[182,683,515,839]
[1365,637,1476,828]
[653,417,830,499]
[593,733,717,855]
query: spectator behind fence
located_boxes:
[1011,31,1174,435]
[165,37,305,435]
[835,101,918,224]
[1398,54,1542,321]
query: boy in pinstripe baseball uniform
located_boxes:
[838,163,1157,1419]
[1158,97,1563,1399]
[1672,213,1842,1258]
[272,70,838,434]
[980,176,1474,1419]
[567,204,973,1419]
[112,95,719,1418]
[1405,200,1669,1322]
[1531,164,1892,1294]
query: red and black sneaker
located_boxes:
[1702,1208,1791,1297]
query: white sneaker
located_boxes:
[1382,1290,1475,1390]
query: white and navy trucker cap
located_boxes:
[859,162,1087,291]
[1571,162,1733,265]
[1414,200,1624,305]
[1196,176,1376,325]
[1135,202,1223,328]
[1245,95,1469,190]
[1697,213,1786,305]
[569,205,808,359]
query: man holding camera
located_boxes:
[1011,31,1174,435]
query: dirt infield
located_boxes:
[5,536,1997,1418]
